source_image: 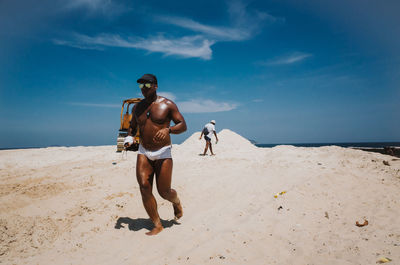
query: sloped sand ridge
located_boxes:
[177,129,258,158]
[1,133,400,264]
[181,129,256,149]
[215,129,257,150]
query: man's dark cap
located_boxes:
[137,74,157,84]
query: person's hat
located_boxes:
[210,120,216,124]
[137,74,157,84]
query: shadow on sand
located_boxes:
[115,217,180,232]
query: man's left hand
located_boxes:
[153,128,169,142]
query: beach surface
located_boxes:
[1,129,400,265]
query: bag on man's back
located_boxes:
[202,127,209,136]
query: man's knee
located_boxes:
[138,180,152,195]
[158,189,172,200]
[158,189,169,199]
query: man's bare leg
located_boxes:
[209,143,215,155]
[155,158,183,219]
[203,141,209,155]
[136,154,163,235]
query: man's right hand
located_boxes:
[124,136,136,147]
[124,138,137,148]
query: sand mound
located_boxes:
[217,129,257,150]
[179,128,257,153]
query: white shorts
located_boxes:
[138,144,172,161]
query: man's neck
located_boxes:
[145,93,158,104]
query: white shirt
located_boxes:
[204,123,215,137]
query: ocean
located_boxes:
[1,142,400,151]
[254,142,400,148]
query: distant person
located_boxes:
[125,73,187,236]
[199,120,219,156]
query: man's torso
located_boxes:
[204,123,215,135]
[134,96,171,151]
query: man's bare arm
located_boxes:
[168,101,187,134]
[213,131,218,142]
[128,105,138,137]
[153,100,187,142]
[125,105,138,146]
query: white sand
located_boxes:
[1,129,399,265]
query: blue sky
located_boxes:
[1,0,399,148]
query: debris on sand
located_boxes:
[355,219,369,227]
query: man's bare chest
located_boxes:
[135,101,170,125]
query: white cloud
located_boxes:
[52,39,105,50]
[177,99,238,113]
[68,102,119,108]
[54,33,214,60]
[64,0,127,17]
[262,52,312,65]
[54,0,279,59]
[66,0,106,9]
[68,98,238,113]
[158,91,176,101]
[227,0,283,32]
[155,16,250,41]
[155,1,280,42]
[252,99,264,102]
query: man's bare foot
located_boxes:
[146,225,163,236]
[173,202,183,219]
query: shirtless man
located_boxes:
[126,74,187,236]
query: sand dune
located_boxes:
[1,129,399,264]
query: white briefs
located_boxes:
[138,144,172,161]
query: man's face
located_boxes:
[139,82,157,98]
